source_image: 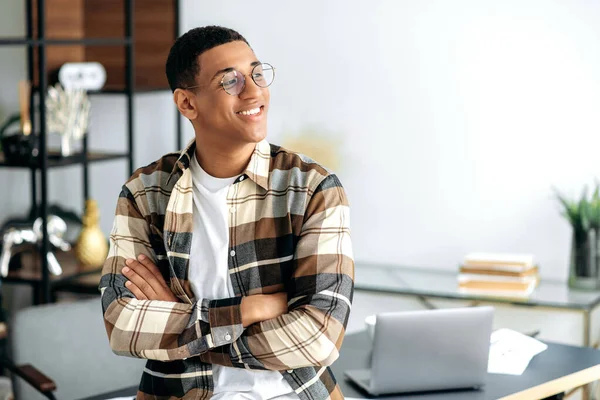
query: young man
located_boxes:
[99,25,354,399]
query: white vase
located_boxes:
[60,135,72,157]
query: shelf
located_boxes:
[32,86,170,95]
[0,151,129,169]
[90,87,171,94]
[52,270,103,295]
[0,37,132,46]
[4,249,101,287]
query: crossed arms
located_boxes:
[99,175,354,370]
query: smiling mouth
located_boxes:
[236,106,264,117]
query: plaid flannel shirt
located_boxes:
[99,139,354,399]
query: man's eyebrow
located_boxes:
[211,67,234,81]
[210,61,262,81]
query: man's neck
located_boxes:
[194,140,256,178]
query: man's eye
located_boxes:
[223,78,238,87]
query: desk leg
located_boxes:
[584,310,591,348]
[584,310,591,400]
[583,385,590,400]
[564,311,593,400]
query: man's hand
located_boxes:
[241,292,288,327]
[122,254,179,302]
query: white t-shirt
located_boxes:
[188,154,299,400]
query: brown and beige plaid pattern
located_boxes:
[99,138,354,399]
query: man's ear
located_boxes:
[173,89,199,120]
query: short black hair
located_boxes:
[166,25,250,92]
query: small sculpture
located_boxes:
[0,81,38,166]
[0,215,71,277]
[45,83,91,157]
[75,199,108,269]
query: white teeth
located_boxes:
[238,107,261,116]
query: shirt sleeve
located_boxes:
[200,174,354,370]
[99,184,245,361]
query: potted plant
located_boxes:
[555,183,600,290]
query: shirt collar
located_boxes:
[167,138,271,191]
[242,139,270,190]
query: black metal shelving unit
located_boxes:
[0,0,138,305]
[174,0,183,151]
[0,0,183,305]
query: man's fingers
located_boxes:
[125,258,164,292]
[125,280,149,301]
[137,254,168,288]
[122,264,158,299]
[122,256,179,303]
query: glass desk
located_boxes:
[355,263,600,400]
[355,263,600,347]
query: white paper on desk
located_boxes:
[488,328,547,375]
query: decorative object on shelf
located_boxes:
[0,80,39,165]
[18,79,32,136]
[27,204,83,245]
[0,114,39,165]
[58,62,107,91]
[0,215,71,277]
[555,183,600,290]
[45,83,91,157]
[75,199,108,270]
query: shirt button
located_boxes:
[239,176,245,182]
[287,369,293,373]
[230,250,236,257]
[225,333,231,341]
[230,206,236,213]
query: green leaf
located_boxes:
[553,186,588,232]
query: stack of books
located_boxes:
[457,253,539,297]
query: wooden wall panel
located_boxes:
[134,0,175,89]
[83,0,125,89]
[85,0,175,90]
[31,0,175,90]
[32,0,85,85]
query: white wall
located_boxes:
[182,0,600,282]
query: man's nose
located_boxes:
[239,75,263,98]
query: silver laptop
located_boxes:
[345,306,494,396]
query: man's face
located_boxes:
[191,41,270,146]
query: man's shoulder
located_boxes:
[268,143,335,190]
[124,151,181,192]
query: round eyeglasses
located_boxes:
[185,63,275,96]
[220,63,275,95]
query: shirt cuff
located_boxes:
[204,296,244,347]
